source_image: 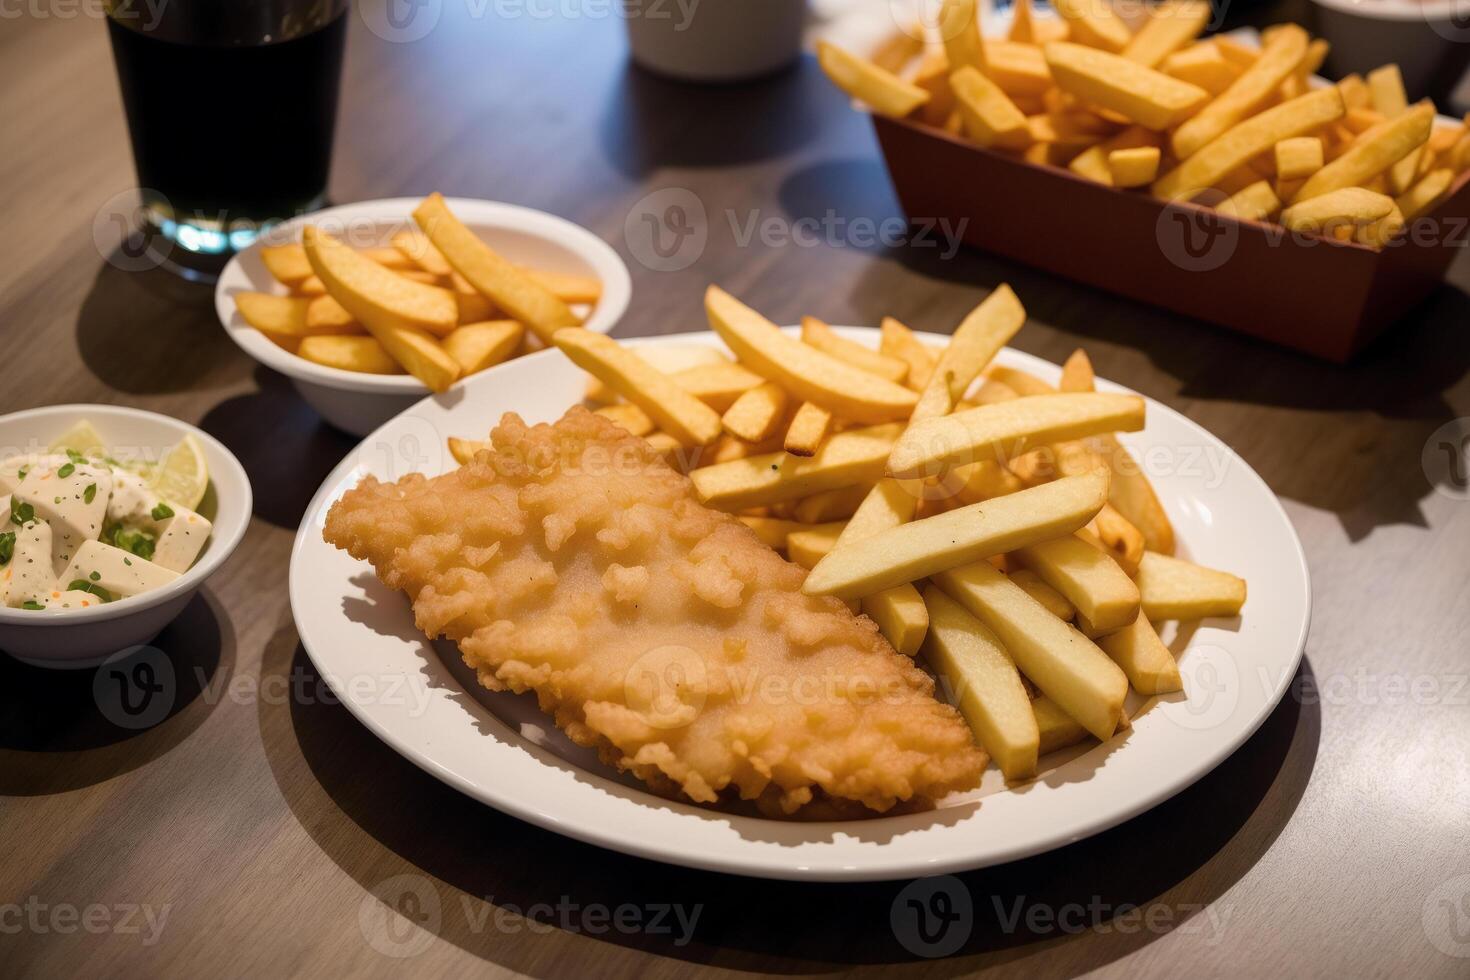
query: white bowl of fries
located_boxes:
[215,196,631,436]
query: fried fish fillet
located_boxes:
[324,408,985,816]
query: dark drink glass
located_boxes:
[105,0,348,279]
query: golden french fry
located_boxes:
[786,523,846,569]
[737,516,845,551]
[722,382,790,443]
[1366,63,1408,116]
[864,584,930,658]
[1122,0,1211,69]
[870,26,924,76]
[1217,179,1281,220]
[297,335,405,375]
[413,192,580,343]
[793,483,872,524]
[448,436,490,465]
[705,286,917,423]
[803,471,1109,599]
[1291,102,1434,203]
[1034,695,1090,754]
[1044,42,1208,130]
[1089,503,1145,576]
[1107,145,1161,187]
[986,364,1055,396]
[934,560,1128,741]
[259,243,313,286]
[594,402,655,437]
[1397,168,1455,222]
[888,392,1144,479]
[922,585,1039,779]
[584,344,731,404]
[443,320,523,375]
[515,266,602,305]
[800,317,909,383]
[1152,87,1345,200]
[1135,550,1247,619]
[360,246,416,271]
[1161,42,1240,96]
[1008,567,1076,620]
[879,317,937,392]
[301,227,461,391]
[984,40,1055,97]
[1281,186,1396,236]
[235,293,329,339]
[950,66,1032,150]
[391,230,454,277]
[1354,204,1405,248]
[293,275,327,295]
[784,402,834,457]
[816,41,930,119]
[1013,534,1141,632]
[835,477,919,548]
[1068,126,1162,185]
[690,423,904,510]
[1050,0,1131,53]
[1276,136,1324,180]
[939,0,988,74]
[1171,25,1309,159]
[552,328,722,446]
[304,295,363,334]
[669,362,765,412]
[1058,348,1095,392]
[912,285,1028,421]
[1097,613,1182,695]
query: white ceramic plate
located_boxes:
[214,197,631,435]
[289,329,1310,881]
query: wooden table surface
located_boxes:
[4,6,1469,978]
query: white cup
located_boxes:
[1310,0,1470,100]
[622,0,807,82]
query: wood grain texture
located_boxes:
[2,4,1469,978]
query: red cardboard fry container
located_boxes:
[871,113,1470,363]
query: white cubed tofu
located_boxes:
[3,518,56,608]
[59,539,178,600]
[44,589,106,611]
[0,454,48,496]
[106,469,210,573]
[11,456,113,575]
[150,509,212,573]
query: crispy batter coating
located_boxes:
[324,408,985,815]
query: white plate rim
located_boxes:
[212,197,631,394]
[289,328,1311,881]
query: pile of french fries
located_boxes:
[232,193,603,389]
[447,283,1248,780]
[818,0,1470,247]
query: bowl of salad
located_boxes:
[0,405,251,668]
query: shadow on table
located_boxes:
[76,254,239,395]
[599,57,825,180]
[197,366,358,530]
[0,589,232,795]
[256,615,1319,973]
[776,157,1470,539]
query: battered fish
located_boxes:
[324,408,985,816]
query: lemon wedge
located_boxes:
[150,434,209,510]
[49,420,108,459]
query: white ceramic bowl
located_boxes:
[215,198,632,436]
[1310,0,1467,99]
[0,405,252,669]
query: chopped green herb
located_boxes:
[105,524,155,561]
[66,449,85,463]
[53,497,62,505]
[84,483,97,504]
[66,580,114,602]
[21,600,44,610]
[57,462,75,478]
[123,557,133,566]
[151,502,174,521]
[10,499,34,526]
[17,466,28,481]
[0,531,13,566]
[89,570,101,581]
